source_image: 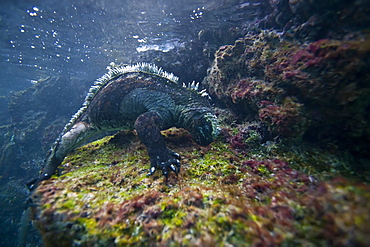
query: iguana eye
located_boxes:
[195,122,213,146]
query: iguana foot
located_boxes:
[147,149,181,178]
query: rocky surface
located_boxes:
[203,30,370,172]
[31,128,370,246]
[1,76,91,180]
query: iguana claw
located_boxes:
[147,150,181,178]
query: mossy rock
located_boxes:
[32,129,370,246]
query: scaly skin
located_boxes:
[28,66,218,190]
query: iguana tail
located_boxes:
[28,121,97,190]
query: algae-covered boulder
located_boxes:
[203,31,370,171]
[31,128,370,246]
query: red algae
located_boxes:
[31,128,370,246]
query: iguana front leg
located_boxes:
[134,112,181,178]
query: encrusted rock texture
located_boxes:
[32,128,370,246]
[203,31,370,171]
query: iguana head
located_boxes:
[189,112,219,146]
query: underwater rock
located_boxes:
[203,30,370,169]
[1,76,91,180]
[137,40,211,84]
[31,129,370,246]
[250,0,370,41]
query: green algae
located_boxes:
[32,128,370,246]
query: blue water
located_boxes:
[0,1,262,246]
[0,0,259,94]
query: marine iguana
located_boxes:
[28,63,219,190]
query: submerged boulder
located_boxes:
[31,128,370,246]
[203,30,370,170]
